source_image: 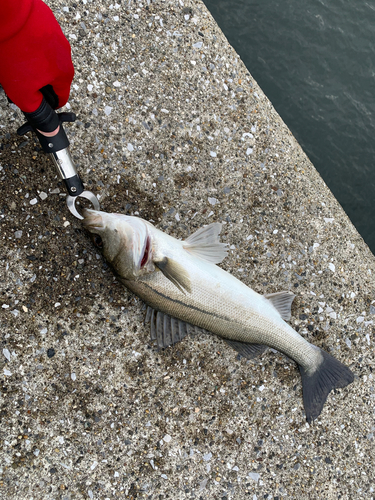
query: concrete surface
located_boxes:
[1,0,375,499]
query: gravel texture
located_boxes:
[1,1,375,499]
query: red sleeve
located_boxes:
[0,0,34,43]
[0,0,74,112]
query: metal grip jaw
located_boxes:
[50,148,100,219]
[17,98,100,219]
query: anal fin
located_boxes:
[264,291,295,321]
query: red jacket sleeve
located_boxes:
[0,0,74,112]
[0,0,34,42]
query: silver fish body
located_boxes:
[83,209,354,422]
[124,233,320,370]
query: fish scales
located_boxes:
[121,258,319,370]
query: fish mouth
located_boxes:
[82,209,104,231]
[139,235,152,269]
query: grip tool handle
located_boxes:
[17,96,99,219]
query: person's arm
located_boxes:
[0,0,74,119]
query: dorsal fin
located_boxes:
[183,222,228,264]
[145,307,195,349]
[145,306,268,359]
[224,339,267,359]
[264,291,295,321]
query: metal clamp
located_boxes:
[17,100,100,219]
[49,147,100,219]
[67,192,100,220]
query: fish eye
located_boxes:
[93,235,103,248]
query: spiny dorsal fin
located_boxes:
[224,339,267,359]
[264,291,295,321]
[183,222,228,264]
[145,307,192,349]
[154,257,191,294]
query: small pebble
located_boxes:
[47,348,56,358]
[248,472,260,482]
[3,348,11,361]
[208,197,218,205]
[199,479,208,490]
[14,230,23,238]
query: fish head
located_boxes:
[82,209,154,280]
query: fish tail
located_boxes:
[299,349,354,423]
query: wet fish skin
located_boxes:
[82,209,354,422]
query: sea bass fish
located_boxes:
[82,209,354,422]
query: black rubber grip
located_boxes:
[24,97,60,133]
[17,97,77,154]
[33,125,70,154]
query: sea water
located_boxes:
[203,0,375,253]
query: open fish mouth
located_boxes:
[82,209,104,231]
[139,235,152,269]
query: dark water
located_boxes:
[203,0,375,254]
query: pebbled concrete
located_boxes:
[0,0,374,499]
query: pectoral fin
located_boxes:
[154,257,191,294]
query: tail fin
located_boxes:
[299,349,354,423]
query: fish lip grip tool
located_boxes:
[17,96,100,219]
